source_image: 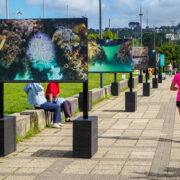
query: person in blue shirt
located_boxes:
[23,83,63,128]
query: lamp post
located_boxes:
[152,26,158,88]
[43,0,45,18]
[6,0,9,19]
[67,5,69,17]
[99,0,104,88]
[138,5,143,83]
[139,5,143,46]
[16,11,23,19]
[154,26,156,51]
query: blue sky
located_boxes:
[0,0,179,29]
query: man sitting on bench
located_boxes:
[23,83,63,128]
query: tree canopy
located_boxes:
[156,43,180,71]
[88,30,118,40]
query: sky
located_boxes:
[0,0,179,29]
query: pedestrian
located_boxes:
[173,60,178,75]
[148,68,153,78]
[23,83,63,128]
[170,73,180,114]
[168,62,173,77]
[45,83,72,122]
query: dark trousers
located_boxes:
[40,102,61,123]
[61,100,72,118]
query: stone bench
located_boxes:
[11,113,30,138]
[10,76,139,139]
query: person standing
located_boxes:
[170,72,180,114]
[45,83,72,122]
[173,60,178,75]
[23,83,62,128]
[168,62,173,77]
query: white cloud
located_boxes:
[25,0,180,28]
[142,0,180,26]
[111,0,180,27]
[26,0,101,16]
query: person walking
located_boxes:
[23,83,63,128]
[170,72,180,114]
[168,62,173,77]
[45,83,72,122]
[173,60,178,75]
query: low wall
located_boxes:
[12,76,139,139]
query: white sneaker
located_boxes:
[52,123,61,129]
[58,123,64,127]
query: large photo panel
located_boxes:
[132,47,149,70]
[159,54,165,67]
[0,18,88,82]
[88,39,133,73]
[148,50,156,68]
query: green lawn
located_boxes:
[4,73,137,116]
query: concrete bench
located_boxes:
[11,76,139,140]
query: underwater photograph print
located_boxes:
[88,39,133,73]
[132,47,149,70]
[0,18,88,82]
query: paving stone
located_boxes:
[91,168,120,175]
[14,167,46,174]
[0,77,178,179]
[6,176,36,180]
[0,176,5,180]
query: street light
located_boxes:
[67,4,69,17]
[138,5,143,83]
[16,11,23,19]
[153,25,156,51]
[6,0,9,19]
[99,0,102,39]
[43,0,45,18]
[99,0,104,88]
[139,5,143,46]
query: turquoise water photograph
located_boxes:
[88,39,133,73]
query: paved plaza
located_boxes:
[1,76,180,180]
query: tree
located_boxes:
[103,30,118,39]
[143,32,166,51]
[88,34,100,40]
[156,43,180,71]
[88,30,118,40]
[128,22,140,30]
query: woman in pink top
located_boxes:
[171,72,180,114]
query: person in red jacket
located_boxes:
[46,83,72,122]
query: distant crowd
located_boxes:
[168,61,179,77]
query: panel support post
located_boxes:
[73,81,98,158]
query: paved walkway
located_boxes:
[0,76,180,180]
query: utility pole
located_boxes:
[99,0,104,88]
[67,5,69,17]
[146,9,149,29]
[43,0,45,18]
[138,5,143,82]
[6,0,9,19]
[99,0,102,39]
[154,26,156,50]
[109,18,110,30]
[16,11,23,19]
[139,5,143,46]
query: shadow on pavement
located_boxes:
[132,167,180,179]
[98,136,180,143]
[31,150,72,158]
[103,110,126,112]
[137,95,143,97]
